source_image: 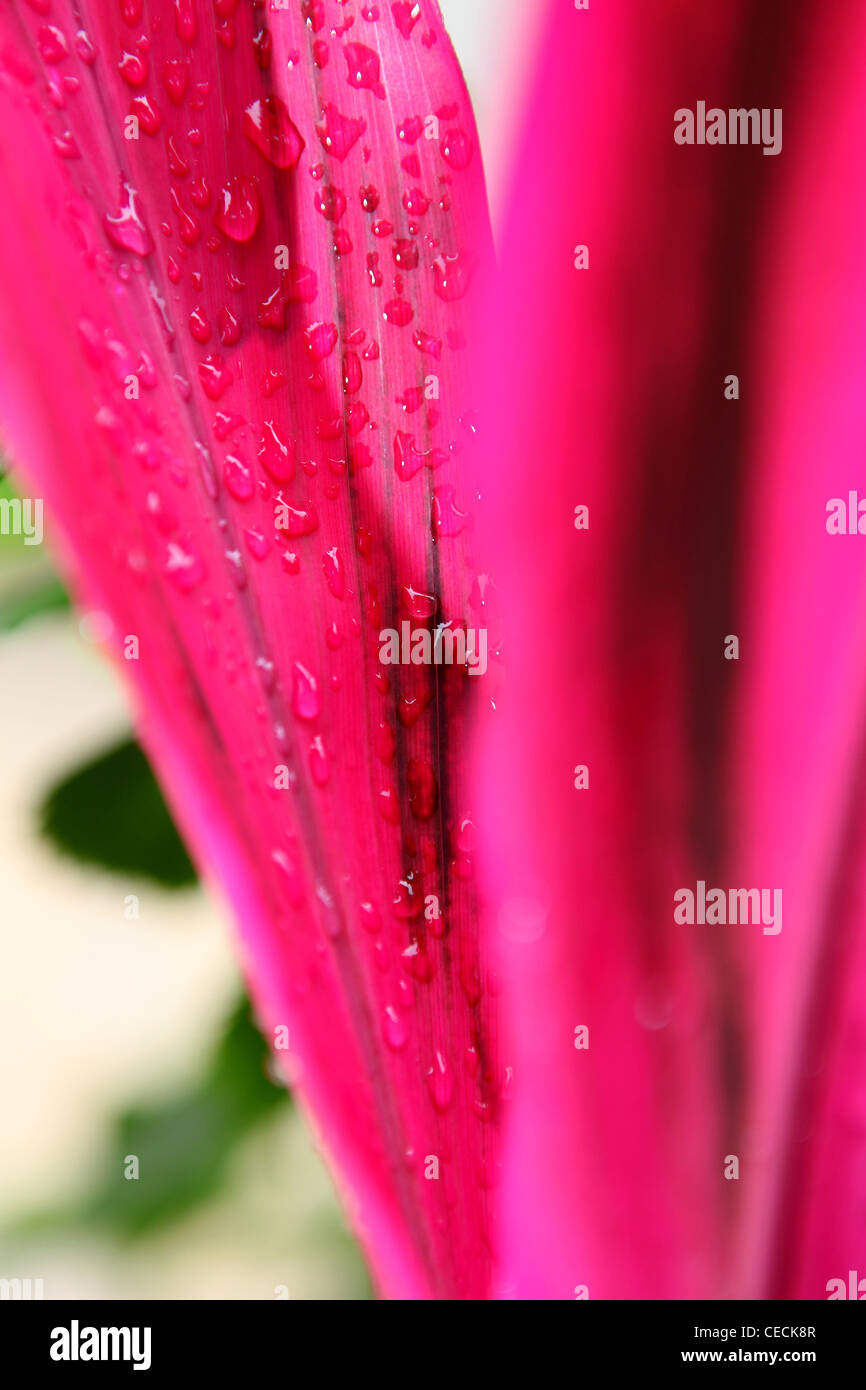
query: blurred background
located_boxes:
[0,465,372,1298]
[0,0,537,1301]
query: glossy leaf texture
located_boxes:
[474,0,866,1299]
[0,0,497,1299]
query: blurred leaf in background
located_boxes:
[11,997,292,1241]
[40,738,197,889]
[82,996,291,1237]
[31,740,295,1240]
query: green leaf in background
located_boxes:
[0,573,70,631]
[40,738,197,888]
[83,997,290,1237]
[10,998,292,1241]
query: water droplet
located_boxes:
[342,351,363,394]
[431,485,468,537]
[162,57,190,105]
[393,238,419,270]
[304,321,338,360]
[245,529,269,560]
[359,901,381,933]
[118,49,148,88]
[394,431,446,480]
[195,441,218,499]
[383,1005,407,1050]
[403,939,435,981]
[74,30,98,65]
[258,421,295,482]
[302,0,325,30]
[308,736,329,785]
[397,686,432,727]
[426,1051,453,1111]
[407,758,437,819]
[214,175,261,242]
[252,25,272,69]
[165,539,205,592]
[276,499,318,537]
[378,784,400,823]
[403,585,436,619]
[402,187,429,217]
[190,176,211,209]
[322,546,345,599]
[344,43,384,97]
[162,133,187,178]
[442,128,473,170]
[432,252,474,301]
[223,453,253,501]
[315,102,366,161]
[218,306,241,345]
[413,328,441,359]
[37,25,69,64]
[398,115,423,145]
[392,2,421,40]
[198,354,232,400]
[188,306,211,342]
[314,184,346,222]
[393,873,424,919]
[174,0,197,43]
[244,96,305,169]
[456,818,477,854]
[104,180,152,257]
[257,265,318,328]
[292,662,321,720]
[384,298,413,327]
[272,848,306,908]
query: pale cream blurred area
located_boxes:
[441,0,547,221]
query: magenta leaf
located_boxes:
[0,0,495,1298]
[475,0,866,1300]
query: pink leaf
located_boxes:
[474,0,866,1300]
[0,0,495,1299]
